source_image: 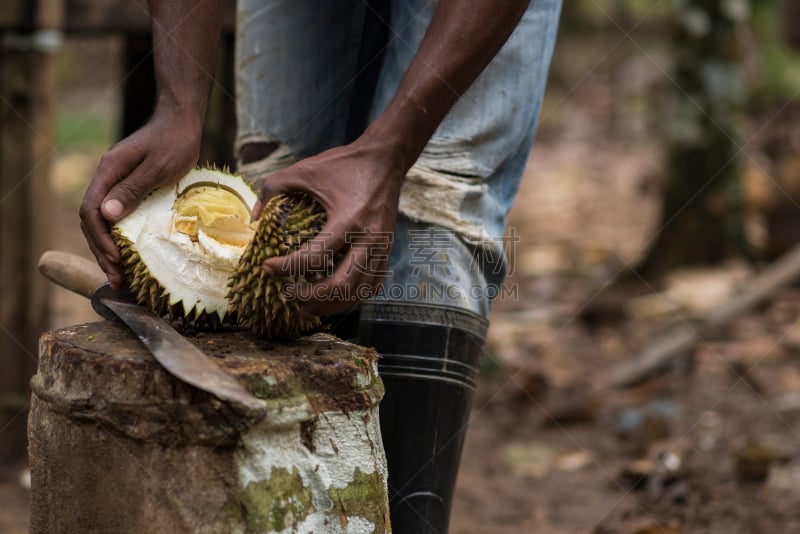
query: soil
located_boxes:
[444,96,800,531]
[4,36,800,534]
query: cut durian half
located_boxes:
[227,192,327,339]
[113,168,257,326]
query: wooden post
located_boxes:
[29,322,391,533]
[120,32,156,137]
[0,0,62,464]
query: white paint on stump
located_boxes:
[236,361,390,533]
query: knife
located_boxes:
[38,250,264,414]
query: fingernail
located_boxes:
[105,253,119,265]
[103,199,124,219]
[250,203,261,223]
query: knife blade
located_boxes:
[38,250,264,413]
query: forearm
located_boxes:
[147,0,225,127]
[365,0,531,172]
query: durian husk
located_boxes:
[227,192,327,339]
[114,230,225,328]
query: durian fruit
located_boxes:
[113,166,329,338]
[113,168,257,327]
[227,192,327,339]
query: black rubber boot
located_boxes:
[358,302,488,534]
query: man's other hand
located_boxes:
[254,137,404,316]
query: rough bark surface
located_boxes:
[29,321,390,534]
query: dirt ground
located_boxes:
[447,131,800,531]
[4,37,800,534]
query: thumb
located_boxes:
[252,166,313,221]
[100,198,126,221]
[100,166,159,222]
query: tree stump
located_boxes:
[28,321,390,534]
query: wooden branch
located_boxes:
[607,243,800,389]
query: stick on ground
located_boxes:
[608,243,800,389]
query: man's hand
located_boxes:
[79,110,202,289]
[254,136,404,316]
[79,0,224,288]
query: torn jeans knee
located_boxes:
[235,135,298,189]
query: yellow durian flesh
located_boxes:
[173,186,254,248]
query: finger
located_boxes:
[338,248,386,303]
[252,185,277,222]
[83,146,143,213]
[356,256,389,300]
[262,219,348,279]
[252,168,307,221]
[79,199,121,264]
[250,199,263,222]
[345,234,392,299]
[81,221,125,289]
[101,161,163,222]
[293,246,376,316]
[80,150,145,279]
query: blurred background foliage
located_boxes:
[550,0,800,276]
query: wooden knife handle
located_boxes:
[38,251,108,300]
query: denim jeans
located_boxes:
[235,0,562,319]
